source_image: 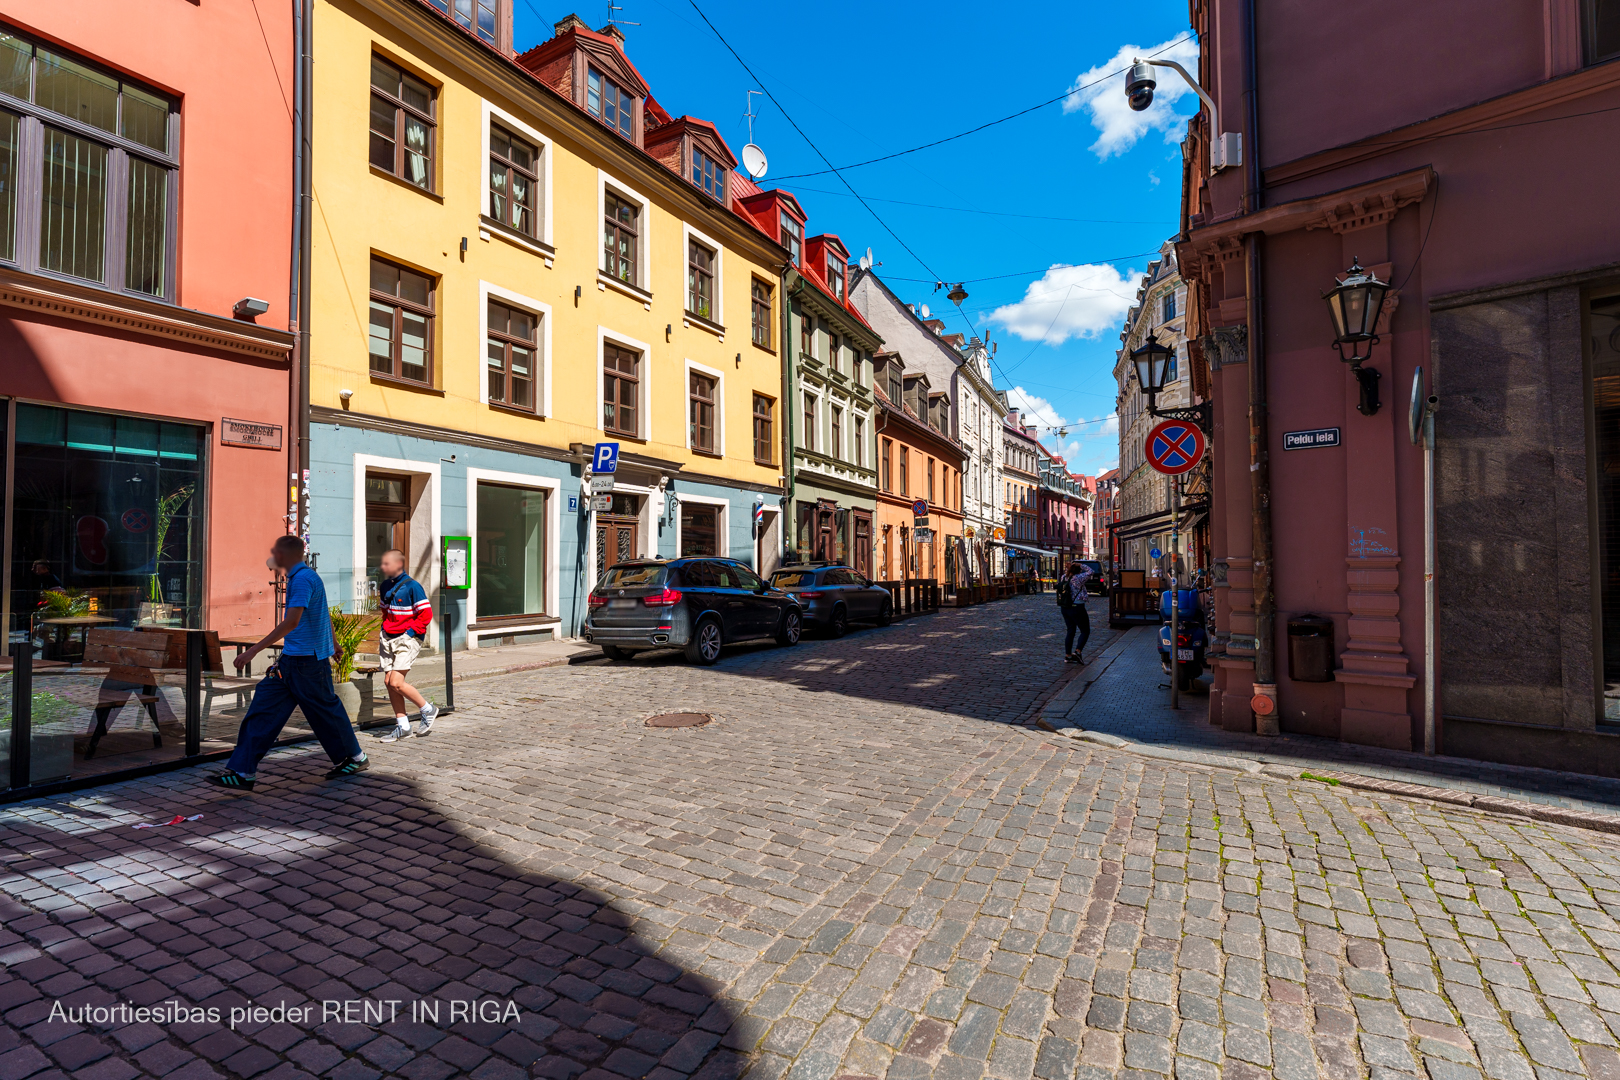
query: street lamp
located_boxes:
[1322,257,1389,415]
[1130,335,1211,433]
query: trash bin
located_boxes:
[1288,615,1335,682]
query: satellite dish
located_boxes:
[858,254,871,271]
[741,143,768,180]
[920,304,931,319]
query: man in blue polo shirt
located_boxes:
[209,535,368,790]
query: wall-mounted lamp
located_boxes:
[1323,257,1390,416]
[339,388,353,411]
[233,297,270,320]
[665,323,673,343]
[459,236,468,261]
[574,285,582,306]
[735,352,742,369]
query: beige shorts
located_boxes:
[378,633,422,673]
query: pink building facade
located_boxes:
[1181,0,1620,773]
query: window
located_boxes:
[802,392,817,452]
[799,312,812,357]
[587,69,633,139]
[689,371,717,453]
[687,240,715,320]
[1167,349,1179,383]
[602,192,638,285]
[899,446,909,496]
[831,407,843,461]
[476,482,548,620]
[828,334,840,374]
[680,509,719,557]
[753,394,774,464]
[0,32,177,297]
[427,0,500,45]
[369,257,433,385]
[692,146,724,200]
[887,363,902,404]
[854,417,865,469]
[489,123,537,236]
[751,278,773,348]
[881,439,892,491]
[780,212,801,263]
[928,459,935,504]
[1586,0,1620,64]
[486,299,538,411]
[826,254,845,301]
[1162,291,1177,321]
[603,343,639,436]
[370,56,434,190]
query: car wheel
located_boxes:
[685,617,723,665]
[876,600,892,627]
[829,606,849,638]
[775,608,801,647]
[601,645,631,661]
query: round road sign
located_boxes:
[911,499,928,517]
[1145,419,1206,475]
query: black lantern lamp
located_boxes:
[1323,257,1389,415]
[1131,335,1212,433]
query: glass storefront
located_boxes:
[681,502,719,557]
[476,482,546,618]
[1591,291,1620,718]
[10,404,205,648]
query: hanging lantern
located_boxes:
[1131,336,1175,399]
[1322,257,1389,365]
[946,282,968,306]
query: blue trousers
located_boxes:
[227,654,361,775]
[1062,604,1090,655]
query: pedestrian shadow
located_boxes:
[0,765,743,1080]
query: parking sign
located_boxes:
[592,442,620,474]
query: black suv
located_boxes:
[584,557,801,665]
[768,564,893,636]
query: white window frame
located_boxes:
[478,281,553,416]
[673,492,730,557]
[465,467,562,648]
[480,100,554,251]
[597,326,653,440]
[682,359,726,457]
[350,453,442,642]
[680,222,725,328]
[597,169,652,302]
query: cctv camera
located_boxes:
[1125,61,1156,112]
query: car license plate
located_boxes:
[1176,648,1195,661]
[610,599,637,609]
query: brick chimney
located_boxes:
[599,22,626,43]
[554,13,589,35]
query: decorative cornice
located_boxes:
[0,269,293,362]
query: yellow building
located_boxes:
[307,2,788,647]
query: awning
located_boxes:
[1001,542,1058,558]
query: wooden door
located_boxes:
[595,520,639,583]
[853,513,872,578]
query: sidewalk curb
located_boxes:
[1035,626,1138,729]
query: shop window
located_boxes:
[476,482,547,618]
[10,404,205,639]
[1592,289,1620,716]
[1586,0,1620,64]
[680,502,719,557]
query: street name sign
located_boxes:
[1145,419,1205,475]
[1283,427,1341,450]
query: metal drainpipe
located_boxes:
[783,273,800,559]
[294,0,314,543]
[1241,0,1279,732]
[287,0,304,537]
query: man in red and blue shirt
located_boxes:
[375,548,437,742]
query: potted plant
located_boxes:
[141,484,194,625]
[329,606,381,723]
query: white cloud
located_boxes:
[1063,36,1200,159]
[1005,386,1071,433]
[987,263,1139,346]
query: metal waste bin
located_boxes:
[1288,614,1335,682]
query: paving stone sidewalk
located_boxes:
[1047,626,1620,817]
[2,593,1619,1080]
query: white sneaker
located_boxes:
[378,723,412,743]
[416,701,438,736]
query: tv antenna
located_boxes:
[606,1,639,28]
[741,90,768,179]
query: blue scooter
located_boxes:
[1158,588,1206,692]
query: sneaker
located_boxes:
[378,724,413,743]
[325,756,370,779]
[1065,653,1082,664]
[416,701,438,736]
[207,771,256,791]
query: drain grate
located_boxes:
[645,712,712,728]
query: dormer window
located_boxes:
[826,255,845,301]
[587,68,633,138]
[427,0,500,46]
[780,213,801,264]
[692,147,724,200]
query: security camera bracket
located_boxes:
[1134,58,1241,174]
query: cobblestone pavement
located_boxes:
[1053,627,1620,815]
[3,594,1620,1080]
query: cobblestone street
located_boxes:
[4,594,1620,1080]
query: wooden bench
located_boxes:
[83,628,169,759]
[137,628,258,717]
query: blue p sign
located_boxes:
[592,442,619,474]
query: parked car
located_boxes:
[1078,560,1107,594]
[584,557,801,665]
[768,564,892,636]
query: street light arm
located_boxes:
[1138,58,1218,133]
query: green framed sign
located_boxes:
[441,535,471,590]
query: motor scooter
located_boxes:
[1158,588,1206,691]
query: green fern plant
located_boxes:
[37,588,89,619]
[329,606,381,683]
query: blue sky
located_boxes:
[512,0,1198,475]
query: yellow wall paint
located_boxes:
[311,0,785,489]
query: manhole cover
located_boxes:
[645,712,712,728]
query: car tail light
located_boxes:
[643,587,683,607]
[587,593,609,607]
[798,590,823,599]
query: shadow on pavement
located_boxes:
[0,764,743,1080]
